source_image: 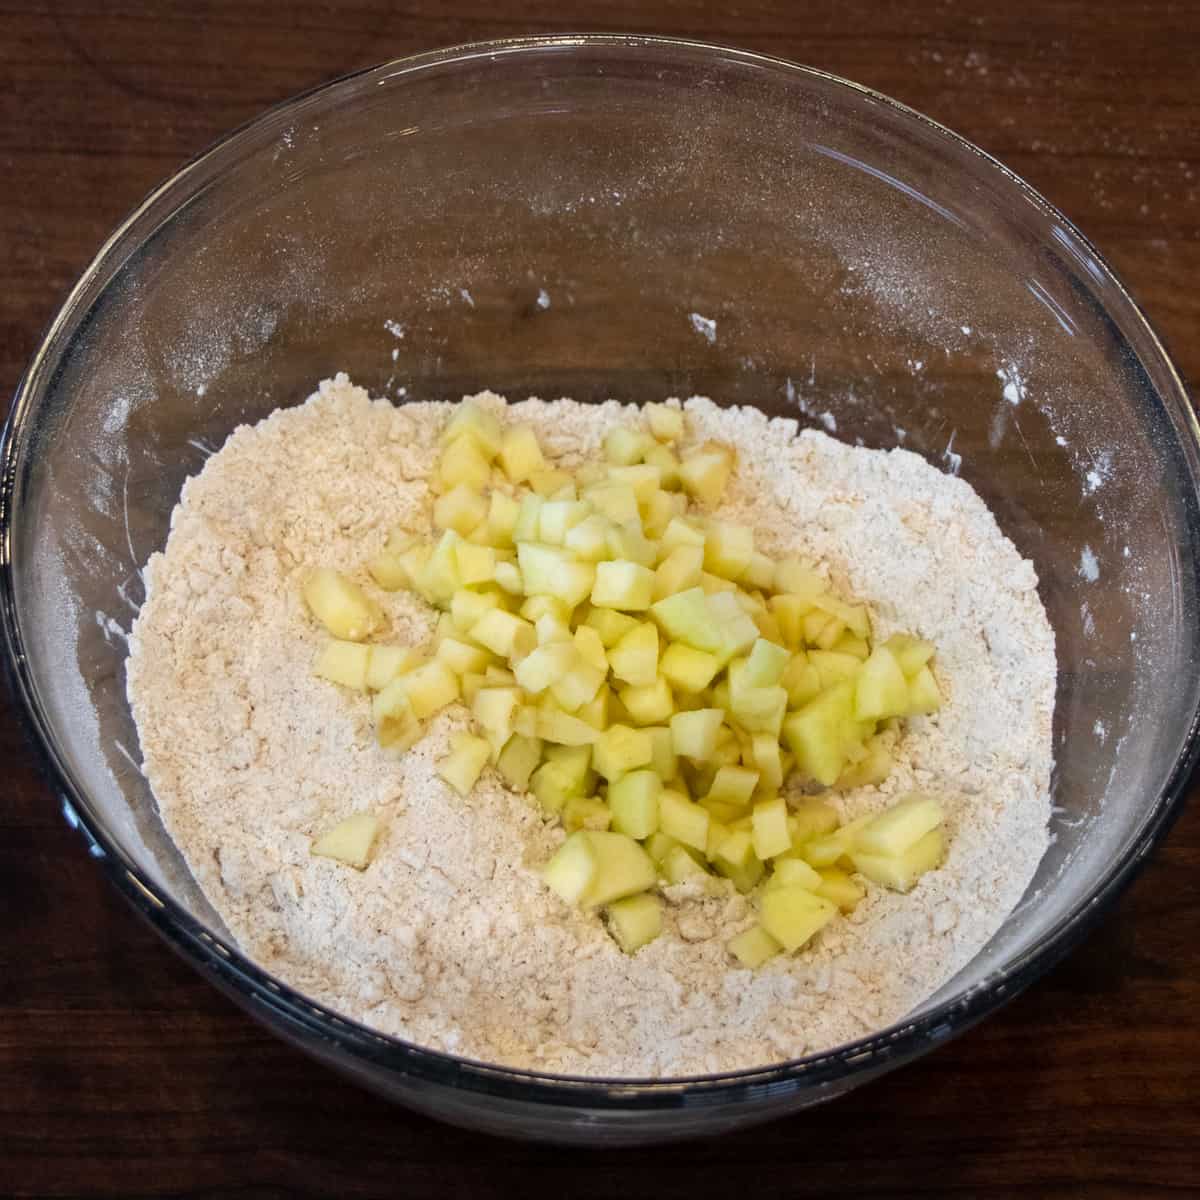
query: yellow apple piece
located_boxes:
[608,769,662,839]
[436,732,491,796]
[591,560,655,611]
[303,568,382,641]
[759,885,837,952]
[728,924,782,968]
[311,812,380,870]
[313,639,370,690]
[851,827,946,892]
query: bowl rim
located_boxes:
[2,31,1197,1107]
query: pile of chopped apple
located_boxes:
[302,399,948,964]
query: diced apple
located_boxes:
[608,621,659,687]
[438,436,492,492]
[608,769,662,839]
[539,499,591,545]
[645,402,684,442]
[495,733,544,791]
[704,521,754,580]
[783,681,855,787]
[606,892,662,954]
[646,725,678,781]
[769,856,823,891]
[855,644,910,721]
[591,560,655,611]
[662,844,710,885]
[815,867,865,912]
[311,812,380,870]
[313,639,371,690]
[454,542,496,587]
[583,606,639,649]
[834,736,893,789]
[884,633,936,677]
[529,467,574,497]
[585,481,640,525]
[592,724,653,780]
[670,708,725,760]
[498,425,545,483]
[619,677,674,725]
[437,732,491,796]
[537,706,602,746]
[471,609,536,660]
[604,426,655,466]
[399,659,460,719]
[654,544,704,600]
[518,543,595,607]
[303,569,382,641]
[515,641,580,694]
[728,925,782,968]
[658,516,706,556]
[852,827,945,892]
[659,788,710,851]
[659,642,721,693]
[759,885,837,952]
[366,644,419,691]
[751,795,791,859]
[711,829,764,893]
[679,442,733,506]
[707,765,759,808]
[434,484,488,536]
[651,587,723,653]
[372,678,421,749]
[906,665,942,715]
[857,794,944,856]
[564,514,612,562]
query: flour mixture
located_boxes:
[126,374,1055,1076]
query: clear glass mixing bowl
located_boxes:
[2,35,1198,1145]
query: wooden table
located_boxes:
[2,3,1197,1195]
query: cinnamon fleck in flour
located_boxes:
[126,374,1055,1077]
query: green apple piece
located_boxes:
[436,636,492,677]
[830,631,871,661]
[808,650,862,691]
[659,788,710,852]
[563,795,612,832]
[662,844,711,884]
[854,645,910,721]
[399,659,460,719]
[495,733,544,792]
[311,812,380,870]
[608,769,662,839]
[608,621,659,687]
[707,591,761,664]
[679,442,734,506]
[591,560,655,611]
[551,657,607,714]
[751,795,791,859]
[592,724,653,780]
[530,746,592,814]
[768,856,823,891]
[670,708,725,759]
[471,609,536,660]
[472,686,522,740]
[605,892,662,954]
[653,544,704,601]
[783,680,855,787]
[851,827,946,892]
[543,831,599,904]
[759,885,837,952]
[815,867,866,912]
[883,633,936,677]
[659,643,721,693]
[728,925,782,968]
[436,732,491,796]
[498,425,545,483]
[750,733,783,791]
[857,794,944,856]
[565,831,657,906]
[313,639,371,690]
[729,683,787,736]
[906,665,942,715]
[703,521,754,580]
[618,677,675,726]
[303,569,382,641]
[576,683,611,731]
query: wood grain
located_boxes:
[2,1,1197,1195]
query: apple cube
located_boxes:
[855,644,910,721]
[311,812,380,870]
[679,442,734,506]
[728,925,782,968]
[436,732,491,796]
[591,560,655,611]
[751,795,791,859]
[498,425,545,483]
[605,892,662,954]
[313,639,371,690]
[759,885,837,952]
[851,827,946,892]
[608,769,662,839]
[303,569,382,641]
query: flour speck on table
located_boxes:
[126,374,1055,1077]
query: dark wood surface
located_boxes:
[2,2,1198,1196]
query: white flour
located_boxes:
[126,374,1055,1077]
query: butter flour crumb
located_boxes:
[125,373,1055,1077]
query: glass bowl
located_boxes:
[3,35,1197,1145]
